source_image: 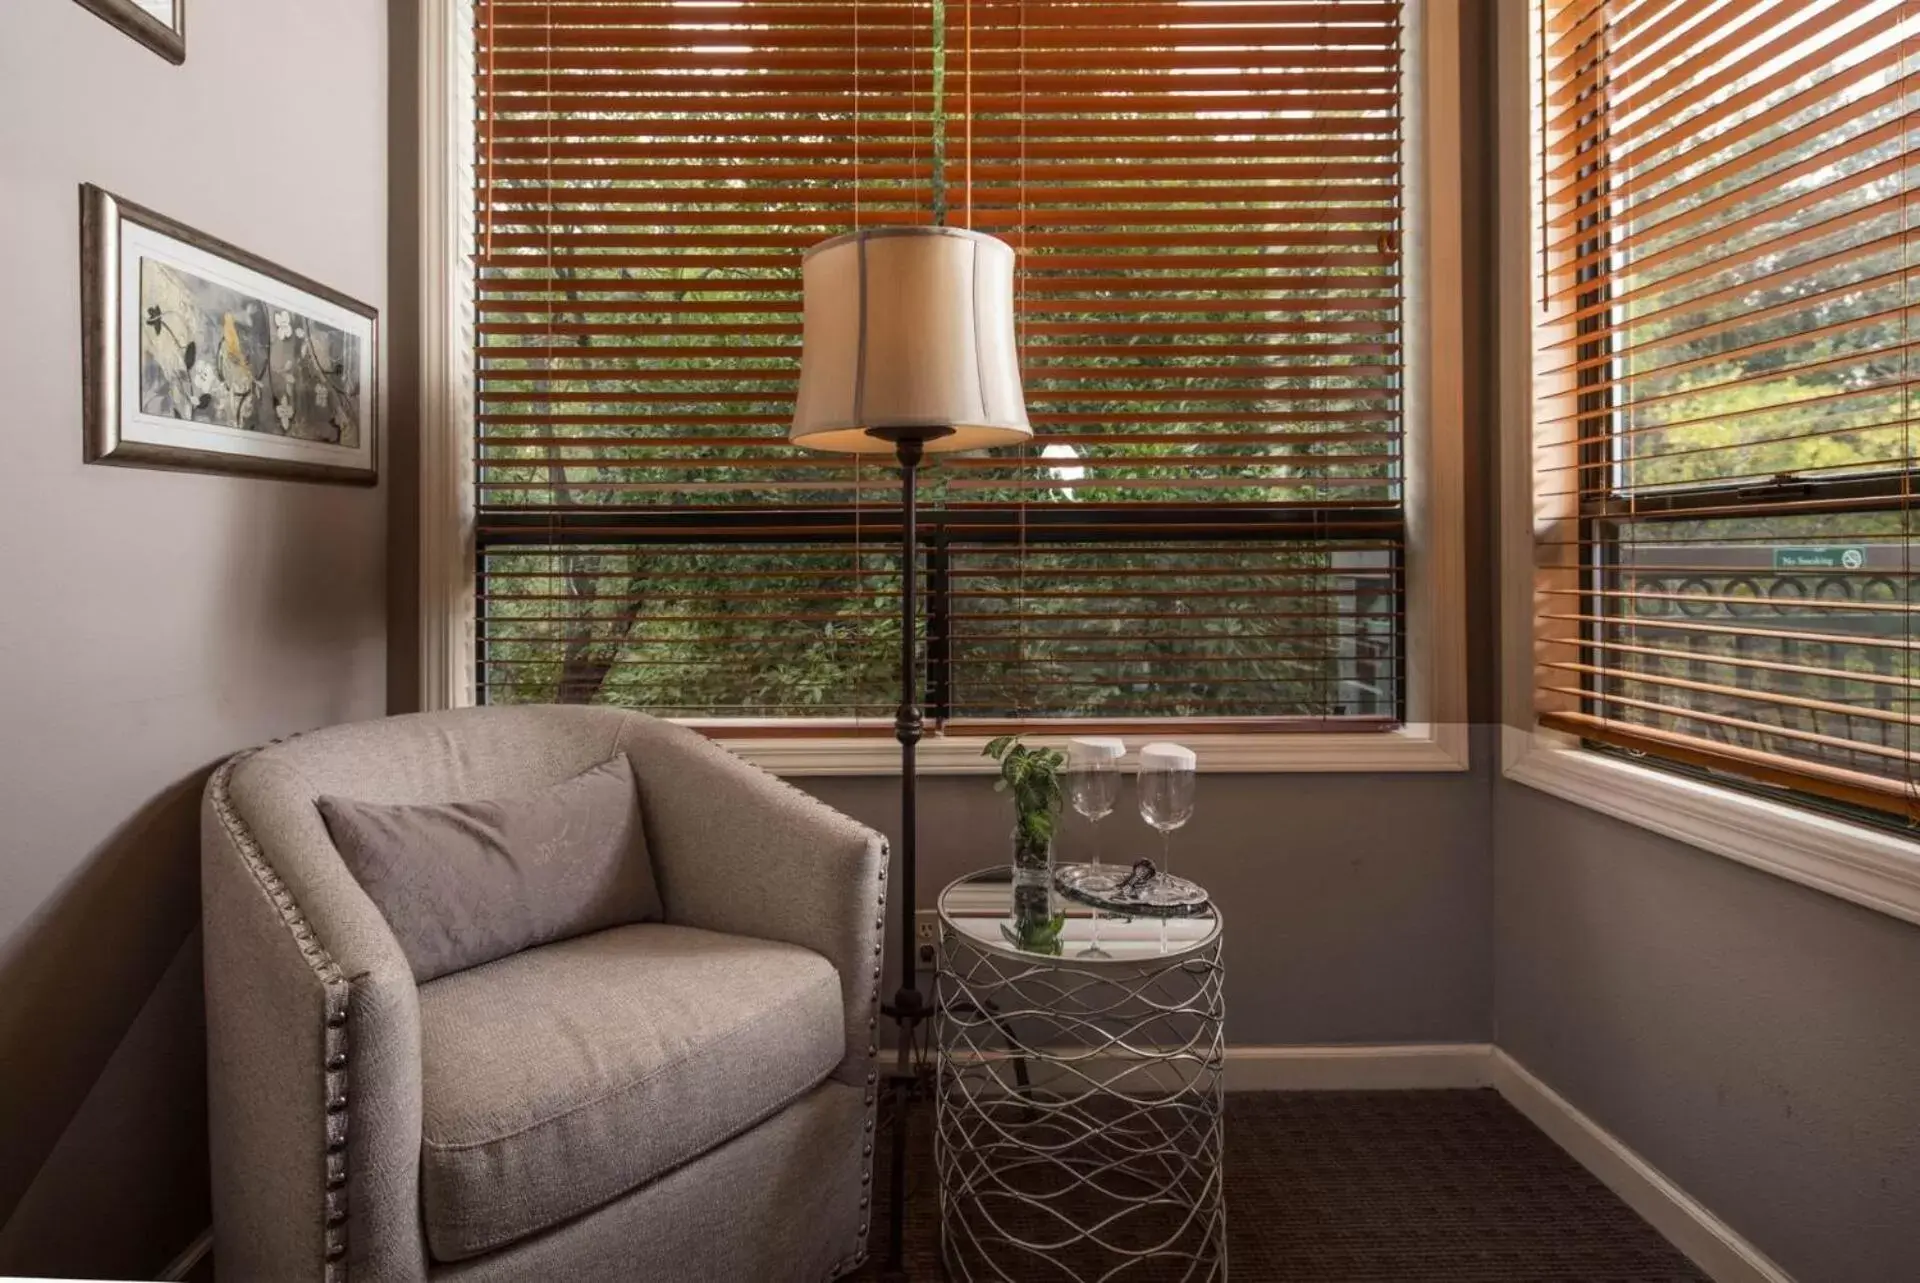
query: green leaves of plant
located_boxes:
[983,734,1064,854]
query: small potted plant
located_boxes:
[984,735,1067,954]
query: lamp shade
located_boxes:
[792,226,1032,454]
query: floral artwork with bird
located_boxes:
[138,259,362,445]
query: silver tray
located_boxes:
[1054,859,1212,918]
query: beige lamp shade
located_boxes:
[792,226,1033,454]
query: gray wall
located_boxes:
[806,751,1495,1046]
[1492,784,1920,1283]
[386,0,424,716]
[0,1,390,1275]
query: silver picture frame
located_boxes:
[72,0,185,64]
[81,185,379,486]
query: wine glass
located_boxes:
[1066,737,1125,957]
[1137,742,1196,951]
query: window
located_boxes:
[463,0,1455,754]
[1531,0,1920,824]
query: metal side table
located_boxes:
[934,867,1227,1281]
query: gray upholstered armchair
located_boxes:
[201,706,888,1282]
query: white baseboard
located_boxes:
[1490,1050,1794,1283]
[159,1226,213,1280]
[1224,1041,1495,1090]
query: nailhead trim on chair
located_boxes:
[210,748,355,1283]
[822,837,888,1280]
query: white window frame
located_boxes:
[1494,0,1920,924]
[416,0,1469,777]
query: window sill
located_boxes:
[712,722,1471,777]
[1502,726,1920,927]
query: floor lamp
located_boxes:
[792,226,1032,1269]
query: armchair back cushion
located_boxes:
[318,755,662,983]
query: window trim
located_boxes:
[1496,0,1920,924]
[420,0,478,716]
[419,0,1468,776]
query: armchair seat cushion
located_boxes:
[416,923,845,1262]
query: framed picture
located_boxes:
[72,0,185,64]
[81,185,378,486]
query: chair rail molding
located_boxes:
[716,723,1470,777]
[1503,727,1920,928]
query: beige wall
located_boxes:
[0,1,390,1274]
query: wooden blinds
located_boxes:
[1534,0,1920,820]
[474,0,1407,726]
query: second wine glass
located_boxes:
[1137,742,1196,951]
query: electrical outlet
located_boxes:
[915,910,941,967]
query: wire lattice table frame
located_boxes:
[935,869,1227,1282]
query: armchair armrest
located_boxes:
[617,719,888,1086]
[203,751,428,1283]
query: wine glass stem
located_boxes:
[1090,818,1102,951]
[1158,828,1172,952]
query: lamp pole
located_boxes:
[890,433,926,1023]
[873,428,943,1273]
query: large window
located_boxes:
[1532,0,1920,822]
[472,0,1411,735]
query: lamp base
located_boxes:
[876,1004,933,1280]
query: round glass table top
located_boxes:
[937,866,1222,965]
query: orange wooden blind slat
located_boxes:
[475,0,1406,722]
[1533,0,1920,822]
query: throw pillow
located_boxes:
[317,756,662,982]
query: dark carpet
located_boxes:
[854,1089,1709,1282]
